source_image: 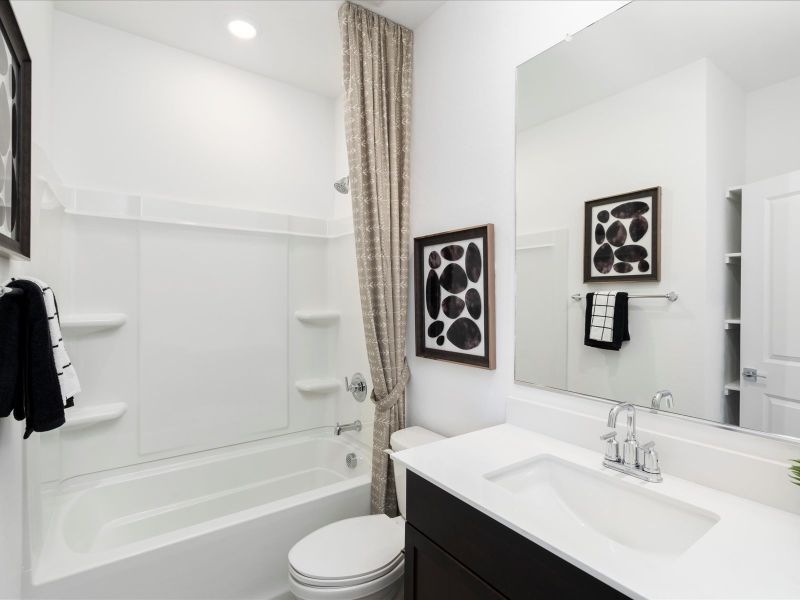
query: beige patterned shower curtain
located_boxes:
[338,2,413,516]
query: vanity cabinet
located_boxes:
[404,471,628,600]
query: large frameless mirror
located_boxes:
[515,1,800,440]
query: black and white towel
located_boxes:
[3,277,80,405]
[0,279,72,437]
[584,291,630,351]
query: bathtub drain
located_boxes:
[346,453,358,469]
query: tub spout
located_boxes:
[334,420,362,436]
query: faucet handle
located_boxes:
[637,441,660,474]
[600,431,619,462]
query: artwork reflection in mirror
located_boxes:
[584,187,660,283]
[514,0,800,439]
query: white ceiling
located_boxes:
[517,0,800,131]
[54,0,443,98]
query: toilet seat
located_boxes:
[289,553,404,588]
[288,559,404,600]
[289,514,405,584]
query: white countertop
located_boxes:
[392,424,800,599]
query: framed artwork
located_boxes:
[0,1,30,260]
[414,224,495,370]
[584,187,660,283]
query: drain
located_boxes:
[346,452,358,469]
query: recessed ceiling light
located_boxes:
[228,20,257,40]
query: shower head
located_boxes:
[334,176,349,194]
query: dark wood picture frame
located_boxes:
[583,187,660,283]
[414,224,496,370]
[0,1,30,260]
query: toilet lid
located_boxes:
[288,514,405,584]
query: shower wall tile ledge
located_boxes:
[295,378,341,394]
[62,402,128,431]
[60,313,127,334]
[294,310,341,324]
[48,187,355,239]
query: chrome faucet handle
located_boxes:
[345,373,368,402]
[638,442,660,475]
[635,440,653,466]
[600,431,619,462]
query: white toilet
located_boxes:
[288,427,444,600]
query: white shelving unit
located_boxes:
[724,318,741,330]
[724,252,741,264]
[62,402,128,431]
[724,381,741,396]
[723,186,743,423]
[295,378,340,394]
[61,313,127,334]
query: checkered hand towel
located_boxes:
[584,291,630,351]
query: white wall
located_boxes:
[704,62,746,423]
[407,0,627,435]
[51,11,335,218]
[332,95,351,219]
[30,10,363,483]
[746,74,800,184]
[1,2,55,597]
[0,267,22,600]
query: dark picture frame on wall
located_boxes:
[414,224,496,370]
[0,0,30,260]
[583,187,660,283]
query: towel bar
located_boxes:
[571,291,678,302]
[0,286,22,298]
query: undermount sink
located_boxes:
[485,455,719,557]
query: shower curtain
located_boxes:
[338,1,413,516]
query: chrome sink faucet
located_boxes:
[651,389,674,410]
[601,403,662,483]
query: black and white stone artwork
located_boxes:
[415,225,495,369]
[422,238,486,355]
[585,188,660,282]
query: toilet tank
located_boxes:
[390,426,444,518]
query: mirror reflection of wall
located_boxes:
[515,1,800,437]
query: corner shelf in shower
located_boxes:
[62,402,127,431]
[294,310,341,325]
[724,318,741,330]
[295,378,340,394]
[61,313,127,334]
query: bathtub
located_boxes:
[26,432,371,599]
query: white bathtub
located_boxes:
[26,432,371,599]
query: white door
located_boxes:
[740,170,800,435]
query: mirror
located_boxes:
[515,1,800,439]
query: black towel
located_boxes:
[0,280,66,438]
[584,291,630,351]
[0,289,22,418]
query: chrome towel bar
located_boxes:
[571,291,678,302]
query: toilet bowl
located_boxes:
[288,427,444,600]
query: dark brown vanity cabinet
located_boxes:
[404,471,629,600]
